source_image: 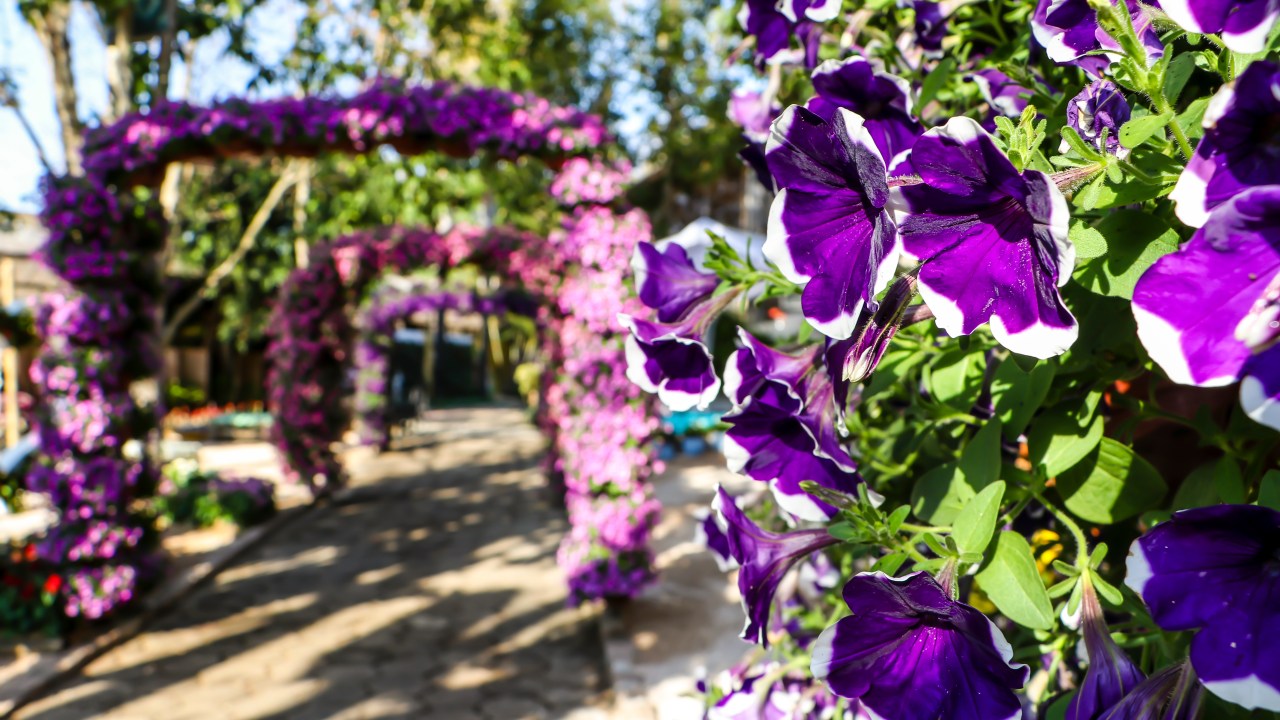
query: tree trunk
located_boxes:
[27,2,83,175]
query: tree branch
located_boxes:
[162,161,302,344]
[155,0,178,101]
[27,2,83,175]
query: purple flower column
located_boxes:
[811,571,1029,720]
[1125,505,1280,712]
[897,117,1077,358]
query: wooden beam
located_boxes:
[1,257,18,447]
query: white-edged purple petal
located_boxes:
[722,380,861,522]
[898,117,1077,358]
[1171,62,1280,228]
[1062,80,1132,157]
[970,69,1032,119]
[712,485,838,646]
[1133,185,1280,387]
[1241,346,1280,430]
[1124,505,1280,712]
[811,571,1029,720]
[1032,0,1162,75]
[630,241,721,322]
[620,312,721,412]
[723,328,819,407]
[807,56,923,170]
[764,105,899,340]
[695,507,739,572]
[1161,0,1280,53]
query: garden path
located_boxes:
[15,406,612,720]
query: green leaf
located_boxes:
[1162,53,1197,104]
[911,462,968,525]
[923,532,951,557]
[993,362,1055,439]
[1052,559,1079,577]
[872,552,908,576]
[1214,458,1246,504]
[925,347,986,409]
[960,420,1004,488]
[1060,126,1104,162]
[1048,577,1078,598]
[1056,438,1168,524]
[1177,97,1210,139]
[1259,470,1280,511]
[1119,112,1173,149]
[976,531,1056,630]
[916,56,955,115]
[887,505,911,534]
[1073,210,1180,299]
[1173,461,1221,509]
[952,481,1006,555]
[1027,393,1104,477]
[828,522,859,542]
[1090,570,1124,606]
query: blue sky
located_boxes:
[0,0,303,213]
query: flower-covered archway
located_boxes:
[27,82,661,624]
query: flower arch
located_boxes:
[28,81,659,622]
[352,279,536,448]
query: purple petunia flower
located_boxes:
[1170,61,1280,228]
[1068,577,1146,720]
[1161,0,1280,53]
[1125,505,1280,712]
[896,117,1078,358]
[764,105,899,340]
[738,0,840,68]
[631,241,721,323]
[970,68,1033,119]
[912,1,948,56]
[723,327,819,408]
[730,89,782,145]
[1032,0,1163,76]
[811,571,1029,720]
[806,56,923,173]
[1132,185,1280,430]
[619,289,739,412]
[1062,80,1132,157]
[722,334,862,521]
[695,507,739,572]
[711,485,839,646]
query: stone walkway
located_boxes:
[15,407,611,720]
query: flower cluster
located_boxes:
[30,80,652,625]
[624,2,1280,718]
[545,186,664,601]
[80,80,609,183]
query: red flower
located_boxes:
[43,574,63,594]
[22,544,36,562]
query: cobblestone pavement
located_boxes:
[16,407,612,720]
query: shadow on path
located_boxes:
[16,407,610,720]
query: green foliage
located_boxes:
[975,531,1056,630]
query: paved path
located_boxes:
[16,407,611,720]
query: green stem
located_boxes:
[899,522,951,533]
[1029,485,1091,570]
